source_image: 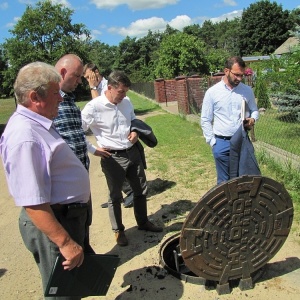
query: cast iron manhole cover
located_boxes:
[179,175,293,286]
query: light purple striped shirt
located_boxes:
[0,105,90,206]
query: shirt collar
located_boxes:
[221,77,237,91]
[16,105,52,131]
[60,90,75,102]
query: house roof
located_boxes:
[242,55,277,62]
[274,37,299,55]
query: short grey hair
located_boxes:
[14,61,62,105]
[108,70,131,88]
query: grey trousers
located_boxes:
[101,144,148,231]
[19,207,87,300]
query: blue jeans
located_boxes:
[212,138,230,184]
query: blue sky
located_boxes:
[0,0,299,46]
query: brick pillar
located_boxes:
[154,78,166,103]
[176,76,189,114]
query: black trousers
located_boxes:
[101,144,148,231]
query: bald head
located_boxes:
[55,54,83,93]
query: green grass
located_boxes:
[144,113,215,190]
[255,109,300,156]
[0,98,16,124]
[256,149,300,230]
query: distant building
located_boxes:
[242,37,299,63]
[274,37,299,55]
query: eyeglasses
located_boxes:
[229,70,244,79]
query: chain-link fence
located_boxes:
[253,101,300,170]
[131,80,300,170]
[131,82,155,100]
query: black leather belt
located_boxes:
[51,203,88,218]
[51,202,88,210]
[215,134,232,140]
[109,146,133,154]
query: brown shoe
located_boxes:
[138,221,163,232]
[115,231,128,246]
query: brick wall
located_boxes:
[154,78,177,104]
[154,75,223,115]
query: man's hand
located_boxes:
[60,239,84,270]
[128,131,139,144]
[25,204,85,271]
[85,70,100,88]
[93,147,112,159]
[243,117,255,130]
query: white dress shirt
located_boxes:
[97,78,108,96]
[81,95,135,150]
[201,78,259,147]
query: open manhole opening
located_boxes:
[159,175,294,295]
[159,233,265,294]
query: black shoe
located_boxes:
[115,231,128,246]
[123,193,134,208]
[138,221,163,232]
[101,202,108,208]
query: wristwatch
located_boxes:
[90,86,97,90]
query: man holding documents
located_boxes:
[0,62,90,299]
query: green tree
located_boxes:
[205,48,230,74]
[113,31,162,82]
[254,76,271,109]
[214,18,241,55]
[2,0,91,95]
[198,20,217,49]
[183,24,202,37]
[239,0,292,56]
[288,8,300,28]
[86,40,118,77]
[113,36,140,76]
[271,32,300,119]
[0,46,9,97]
[154,32,208,79]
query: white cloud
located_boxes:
[210,10,242,23]
[18,0,33,4]
[215,0,237,8]
[90,29,102,39]
[107,15,192,38]
[223,0,237,6]
[5,17,20,28]
[18,0,71,7]
[0,2,8,10]
[90,0,178,10]
[108,17,167,37]
[50,0,71,7]
[169,15,192,30]
[107,10,243,40]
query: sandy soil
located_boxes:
[1,109,300,300]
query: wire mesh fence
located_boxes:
[131,80,300,170]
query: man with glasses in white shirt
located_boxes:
[201,56,259,184]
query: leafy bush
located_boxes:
[254,77,271,109]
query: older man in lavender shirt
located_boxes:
[0,62,90,300]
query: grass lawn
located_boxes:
[255,109,300,156]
